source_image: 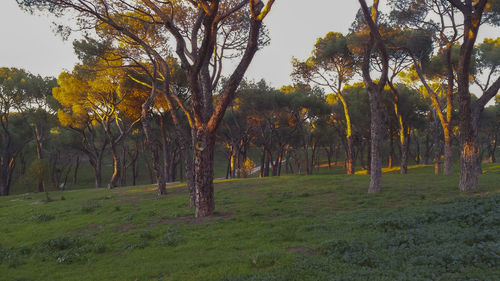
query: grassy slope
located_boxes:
[1,164,499,280]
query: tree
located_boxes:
[478,104,500,163]
[20,0,276,217]
[389,0,461,176]
[54,64,141,189]
[445,0,500,191]
[474,37,500,164]
[356,0,390,193]
[292,32,357,174]
[0,68,48,196]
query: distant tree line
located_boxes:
[3,0,498,218]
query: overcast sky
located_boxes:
[0,1,498,89]
[0,1,359,87]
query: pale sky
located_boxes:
[0,1,498,89]
[0,0,359,86]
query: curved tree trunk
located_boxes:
[346,136,355,175]
[107,141,121,189]
[0,154,14,196]
[338,94,355,175]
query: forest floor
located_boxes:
[1,164,499,280]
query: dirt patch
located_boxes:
[116,222,136,233]
[285,246,316,256]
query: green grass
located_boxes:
[1,164,499,280]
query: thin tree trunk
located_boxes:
[488,136,497,163]
[0,155,14,196]
[359,141,365,170]
[264,149,270,177]
[161,117,171,183]
[388,125,394,169]
[120,145,127,186]
[443,127,453,175]
[107,141,121,189]
[141,116,167,194]
[92,160,102,188]
[415,134,421,165]
[424,132,430,165]
[259,145,265,178]
[401,132,409,174]
[346,136,355,174]
[73,155,80,184]
[304,144,310,176]
[225,151,231,179]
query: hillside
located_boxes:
[1,165,499,280]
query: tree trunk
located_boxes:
[120,145,127,186]
[432,110,442,175]
[131,155,138,186]
[458,99,479,191]
[278,150,283,176]
[424,132,430,165]
[401,133,409,174]
[107,141,121,189]
[346,135,355,174]
[259,145,265,178]
[325,147,332,169]
[0,155,14,196]
[92,160,102,188]
[225,152,231,179]
[193,129,215,218]
[141,117,167,194]
[264,150,270,177]
[368,89,382,193]
[160,116,170,183]
[359,141,366,170]
[414,134,421,165]
[338,94,355,175]
[304,144,310,176]
[443,127,453,175]
[73,155,80,184]
[388,128,394,169]
[488,136,497,163]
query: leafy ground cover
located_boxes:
[1,164,499,280]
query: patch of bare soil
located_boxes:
[285,246,316,256]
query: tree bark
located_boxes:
[424,132,431,165]
[73,155,80,184]
[346,135,355,174]
[193,128,215,218]
[367,90,383,193]
[142,116,167,194]
[0,154,14,196]
[388,124,394,169]
[358,0,389,193]
[107,140,121,189]
[443,126,453,175]
[92,160,102,189]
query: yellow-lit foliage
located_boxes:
[53,60,147,129]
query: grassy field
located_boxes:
[1,164,499,280]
